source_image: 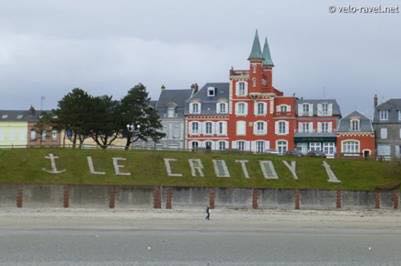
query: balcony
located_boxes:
[274,111,293,117]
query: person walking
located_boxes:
[205,206,210,220]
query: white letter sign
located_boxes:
[164,158,183,177]
[112,157,131,176]
[87,156,105,175]
[213,160,230,177]
[322,161,341,183]
[259,160,279,179]
[188,159,204,177]
[282,161,298,180]
[235,160,250,178]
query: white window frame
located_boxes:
[379,110,389,121]
[236,121,246,136]
[276,140,288,154]
[398,110,401,121]
[254,121,267,135]
[236,82,247,96]
[190,102,201,114]
[217,121,227,136]
[380,128,388,139]
[342,140,360,154]
[256,141,265,153]
[276,120,289,135]
[207,87,215,97]
[254,102,266,115]
[191,122,200,135]
[323,142,336,155]
[235,102,248,116]
[218,141,226,151]
[167,107,175,118]
[350,119,360,131]
[237,141,245,151]
[205,122,213,135]
[309,142,322,152]
[321,122,329,133]
[217,102,227,114]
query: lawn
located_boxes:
[0,148,400,191]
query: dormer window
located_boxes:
[398,110,401,121]
[379,110,389,121]
[217,102,227,114]
[190,102,200,114]
[302,104,309,114]
[1,114,8,119]
[207,87,215,97]
[17,114,23,119]
[351,119,360,131]
[167,107,175,118]
[280,105,288,112]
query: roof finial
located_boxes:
[248,30,263,61]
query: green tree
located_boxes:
[53,88,93,148]
[88,95,121,149]
[119,83,165,150]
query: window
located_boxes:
[321,122,329,133]
[302,104,310,115]
[190,103,200,114]
[256,141,265,153]
[205,141,212,150]
[51,130,58,141]
[299,122,311,133]
[236,121,246,136]
[217,122,226,135]
[17,114,23,119]
[167,107,175,118]
[342,141,359,153]
[398,110,401,121]
[30,130,36,141]
[207,87,215,97]
[351,120,360,131]
[254,121,266,135]
[323,142,336,155]
[310,142,321,151]
[191,122,199,134]
[280,105,288,112]
[322,103,329,115]
[219,141,226,151]
[237,82,247,96]
[277,141,288,154]
[236,102,247,115]
[217,102,227,114]
[1,114,8,119]
[380,128,388,139]
[255,102,265,115]
[277,121,287,135]
[205,122,213,135]
[237,141,245,151]
[400,128,401,139]
[252,63,257,74]
[252,78,256,87]
[192,141,199,150]
[379,110,389,121]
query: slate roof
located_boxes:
[156,89,192,118]
[337,111,373,132]
[185,82,229,115]
[296,99,342,116]
[262,37,274,67]
[374,98,401,123]
[248,30,264,61]
[0,108,46,122]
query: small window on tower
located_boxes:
[252,78,256,87]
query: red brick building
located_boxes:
[228,31,296,153]
[336,111,376,158]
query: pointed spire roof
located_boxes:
[248,30,263,61]
[262,37,274,67]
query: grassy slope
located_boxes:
[0,148,400,191]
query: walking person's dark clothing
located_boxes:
[205,206,210,220]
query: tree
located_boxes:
[119,83,165,150]
[34,110,59,146]
[88,95,121,149]
[53,88,93,148]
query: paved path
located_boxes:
[0,209,401,265]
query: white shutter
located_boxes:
[309,104,314,116]
[274,121,279,134]
[276,105,281,113]
[287,105,291,112]
[254,103,258,115]
[317,122,322,133]
[285,121,289,134]
[317,104,322,116]
[200,122,205,135]
[328,122,333,133]
[223,122,227,135]
[328,104,333,116]
[212,122,216,135]
[298,104,303,116]
[244,102,248,115]
[232,141,237,150]
[251,141,256,152]
[309,122,314,133]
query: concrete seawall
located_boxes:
[0,185,399,210]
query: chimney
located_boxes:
[190,83,199,95]
[374,94,378,107]
[161,84,166,91]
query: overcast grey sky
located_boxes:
[0,0,400,116]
